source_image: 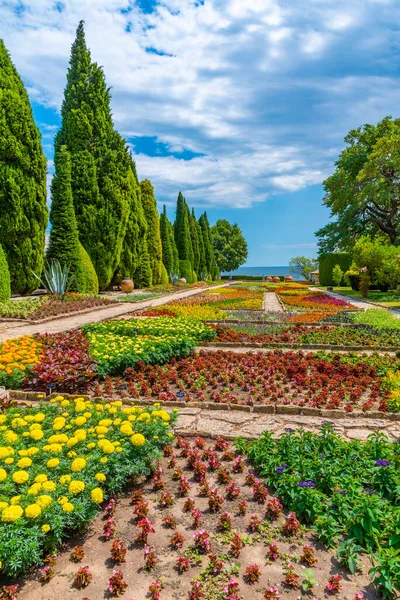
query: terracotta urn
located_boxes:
[273,276,281,283]
[120,278,134,293]
[266,276,273,282]
[285,275,293,281]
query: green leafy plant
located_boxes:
[336,539,363,574]
[301,569,318,591]
[33,259,74,297]
[369,548,400,600]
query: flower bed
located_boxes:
[281,292,353,312]
[0,336,43,389]
[0,396,176,576]
[0,294,116,321]
[9,435,381,600]
[94,349,392,413]
[241,426,399,598]
[211,323,400,348]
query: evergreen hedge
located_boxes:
[0,40,47,294]
[319,252,352,286]
[0,244,11,302]
[79,243,99,294]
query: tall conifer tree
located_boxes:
[199,212,215,278]
[55,21,130,289]
[140,179,163,285]
[174,192,193,266]
[0,39,47,293]
[47,145,85,291]
[189,208,200,275]
[160,205,173,277]
[168,220,180,276]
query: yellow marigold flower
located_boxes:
[0,447,9,459]
[66,437,78,448]
[68,480,85,495]
[36,495,52,508]
[59,474,71,484]
[12,470,29,484]
[25,504,42,519]
[60,400,69,408]
[116,447,122,453]
[35,474,48,483]
[10,496,21,505]
[0,416,6,425]
[113,418,121,426]
[120,424,133,436]
[3,431,18,444]
[71,458,86,472]
[128,415,136,422]
[100,457,108,464]
[83,412,92,419]
[74,429,86,442]
[108,407,117,415]
[48,434,68,444]
[102,442,115,454]
[57,495,68,505]
[47,458,60,468]
[0,468,7,482]
[95,473,106,482]
[0,501,8,511]
[131,433,146,447]
[74,402,86,413]
[87,442,95,450]
[67,451,77,458]
[41,524,51,533]
[96,426,108,435]
[2,505,23,522]
[30,429,44,441]
[158,410,170,422]
[4,457,14,465]
[62,502,74,513]
[42,481,56,492]
[34,413,45,422]
[17,457,32,468]
[28,483,42,495]
[44,443,63,454]
[74,416,86,427]
[26,446,40,457]
[91,487,103,504]
[52,418,65,431]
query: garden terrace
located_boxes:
[6,433,385,600]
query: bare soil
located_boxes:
[14,438,379,600]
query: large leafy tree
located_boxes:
[47,145,85,291]
[288,256,318,281]
[140,179,163,285]
[55,21,130,289]
[0,39,47,293]
[317,116,400,252]
[211,219,248,273]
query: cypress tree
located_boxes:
[189,208,200,275]
[113,153,151,287]
[174,192,193,266]
[196,218,206,278]
[55,21,130,289]
[160,205,173,278]
[199,212,215,278]
[141,179,163,285]
[0,243,11,301]
[168,219,180,276]
[0,39,47,294]
[47,145,85,292]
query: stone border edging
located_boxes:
[8,390,400,422]
[203,320,365,328]
[200,341,400,353]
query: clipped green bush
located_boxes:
[192,270,197,283]
[160,263,169,285]
[79,243,99,294]
[319,253,351,286]
[0,243,11,301]
[179,259,193,283]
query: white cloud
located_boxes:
[0,0,399,208]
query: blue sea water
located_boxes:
[222,266,299,277]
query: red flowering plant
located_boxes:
[281,513,300,537]
[108,570,128,596]
[40,556,56,583]
[209,488,224,512]
[265,497,283,520]
[183,497,196,512]
[193,530,211,553]
[74,566,93,589]
[104,498,117,517]
[162,513,177,529]
[222,577,241,599]
[217,468,232,484]
[0,586,19,600]
[245,564,261,583]
[133,499,149,521]
[144,546,158,570]
[103,516,116,540]
[188,581,205,600]
[284,564,299,588]
[215,436,230,451]
[267,542,280,561]
[300,544,317,566]
[253,481,269,503]
[170,531,185,550]
[217,511,232,532]
[230,532,243,558]
[111,539,127,564]
[69,545,85,562]
[326,574,343,593]
[226,482,240,500]
[178,475,191,496]
[248,513,262,533]
[238,499,247,515]
[232,455,245,473]
[176,555,191,573]
[264,585,280,600]
[159,490,175,508]
[149,579,163,600]
[192,508,202,528]
[136,518,155,545]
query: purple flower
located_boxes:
[339,490,347,496]
[298,480,316,488]
[375,460,391,467]
[284,427,294,433]
[275,464,287,474]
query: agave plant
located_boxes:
[169,271,180,284]
[32,259,74,297]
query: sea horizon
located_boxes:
[221,266,299,277]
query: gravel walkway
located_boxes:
[262,292,283,312]
[0,284,231,342]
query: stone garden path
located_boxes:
[262,292,283,312]
[174,405,400,441]
[0,283,231,342]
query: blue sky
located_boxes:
[1,0,400,266]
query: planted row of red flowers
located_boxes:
[95,349,389,413]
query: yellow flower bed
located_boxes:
[0,336,42,378]
[0,396,176,576]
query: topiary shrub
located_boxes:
[192,270,198,283]
[160,263,169,285]
[79,244,99,294]
[319,253,351,286]
[0,243,11,301]
[179,260,193,283]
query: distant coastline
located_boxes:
[221,266,299,277]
